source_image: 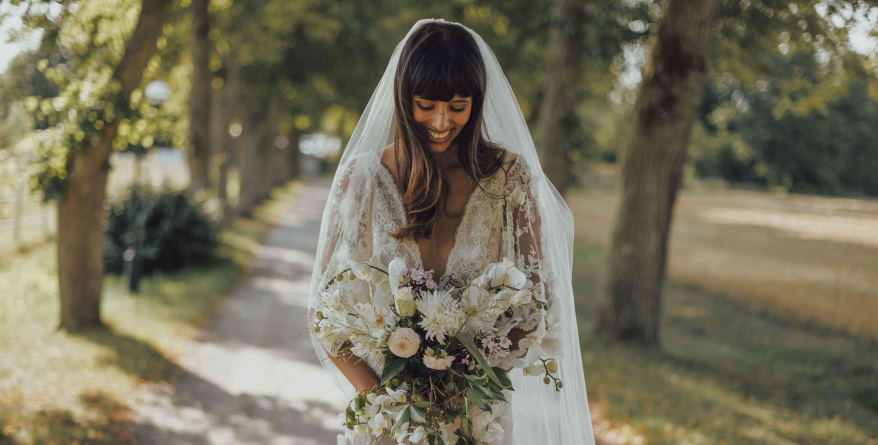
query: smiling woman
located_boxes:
[411,94,472,151]
[307,18,596,445]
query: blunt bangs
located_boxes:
[406,33,484,102]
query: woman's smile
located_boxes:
[427,128,453,143]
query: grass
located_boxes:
[0,181,303,445]
[568,176,878,444]
[568,180,878,339]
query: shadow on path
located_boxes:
[131,179,347,445]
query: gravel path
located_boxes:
[132,178,346,445]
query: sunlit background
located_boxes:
[1,1,877,444]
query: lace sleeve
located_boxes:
[308,159,374,358]
[503,155,562,360]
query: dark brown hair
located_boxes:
[390,21,507,241]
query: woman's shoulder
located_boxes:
[495,149,533,187]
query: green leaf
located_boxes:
[492,366,514,389]
[393,405,411,430]
[465,387,489,411]
[409,405,427,423]
[380,358,406,385]
[454,333,503,387]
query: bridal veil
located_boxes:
[306,18,597,445]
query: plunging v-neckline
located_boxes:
[373,150,480,279]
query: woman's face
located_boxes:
[412,94,472,153]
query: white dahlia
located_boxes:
[416,289,464,344]
[387,327,420,358]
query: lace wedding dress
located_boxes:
[319,148,553,445]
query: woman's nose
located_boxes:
[431,108,449,130]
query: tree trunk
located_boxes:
[285,127,300,181]
[595,0,719,346]
[236,95,268,216]
[57,0,171,332]
[535,0,587,196]
[187,0,211,192]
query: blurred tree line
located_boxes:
[0,0,875,344]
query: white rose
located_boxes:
[387,327,420,358]
[394,286,416,317]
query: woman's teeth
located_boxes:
[428,128,451,142]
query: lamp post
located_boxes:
[125,80,170,293]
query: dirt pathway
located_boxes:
[132,178,346,445]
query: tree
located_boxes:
[20,0,173,331]
[187,0,211,192]
[535,0,588,196]
[596,0,720,346]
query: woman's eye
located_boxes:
[417,104,434,111]
[450,106,466,112]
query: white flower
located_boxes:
[392,421,411,443]
[394,286,416,317]
[503,263,527,289]
[354,423,370,436]
[485,258,526,289]
[423,346,455,370]
[522,362,544,376]
[471,405,505,444]
[350,260,370,280]
[388,327,420,358]
[416,289,464,344]
[388,257,408,294]
[354,302,397,333]
[409,426,427,443]
[510,287,532,306]
[386,384,409,404]
[460,285,497,333]
[367,412,391,435]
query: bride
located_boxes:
[307,19,596,444]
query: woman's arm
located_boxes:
[326,341,381,395]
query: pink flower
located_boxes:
[422,347,455,370]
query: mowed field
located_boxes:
[568,172,878,340]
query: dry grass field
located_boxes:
[569,168,878,339]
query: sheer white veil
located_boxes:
[307,18,596,444]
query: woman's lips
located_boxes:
[427,128,453,143]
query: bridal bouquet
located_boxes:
[311,256,562,445]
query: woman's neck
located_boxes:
[431,143,462,170]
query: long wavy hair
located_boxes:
[390,21,507,241]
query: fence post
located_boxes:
[13,177,23,250]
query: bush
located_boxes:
[103,185,220,275]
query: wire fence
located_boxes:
[0,151,54,255]
[0,148,191,256]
